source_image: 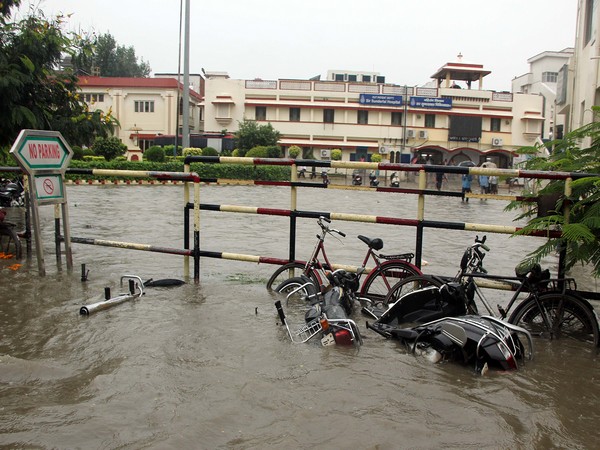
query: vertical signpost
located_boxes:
[10,130,74,276]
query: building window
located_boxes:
[335,73,344,81]
[585,0,597,44]
[289,107,300,122]
[138,139,154,151]
[84,93,104,103]
[357,110,368,125]
[490,117,501,132]
[542,72,558,83]
[134,100,154,113]
[391,112,403,126]
[323,109,335,123]
[362,75,371,82]
[425,114,436,128]
[216,103,230,118]
[256,106,266,121]
[376,76,385,84]
[348,74,357,82]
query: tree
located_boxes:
[507,109,600,277]
[0,4,118,148]
[144,145,165,162]
[92,136,126,160]
[288,145,301,159]
[331,149,342,161]
[235,119,281,153]
[72,32,151,77]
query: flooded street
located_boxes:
[1,183,599,449]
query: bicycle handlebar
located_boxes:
[318,216,345,238]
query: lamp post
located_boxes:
[130,124,142,149]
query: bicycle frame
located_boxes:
[464,271,580,339]
[299,221,420,295]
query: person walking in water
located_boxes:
[479,174,489,201]
[461,173,472,202]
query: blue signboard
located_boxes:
[359,94,403,106]
[409,96,452,110]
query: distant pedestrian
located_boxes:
[435,171,446,191]
[461,174,472,202]
[479,175,490,197]
[489,175,498,194]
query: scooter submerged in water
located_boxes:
[274,270,363,347]
[367,312,533,373]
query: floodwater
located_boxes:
[1,181,599,449]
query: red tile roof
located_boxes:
[78,76,203,101]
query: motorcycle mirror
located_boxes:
[441,322,468,347]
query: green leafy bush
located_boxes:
[288,145,301,159]
[145,146,166,162]
[202,147,219,156]
[183,147,203,156]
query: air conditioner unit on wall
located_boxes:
[406,129,416,139]
[379,146,388,154]
[492,137,503,147]
[321,149,331,158]
[419,130,428,139]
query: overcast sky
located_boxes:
[17,0,577,91]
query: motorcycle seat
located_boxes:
[357,235,383,250]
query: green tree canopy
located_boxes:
[92,136,126,160]
[72,32,151,77]
[508,109,600,277]
[235,119,281,153]
[0,3,118,148]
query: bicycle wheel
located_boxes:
[383,275,444,306]
[360,261,422,304]
[0,225,22,259]
[509,293,599,347]
[275,276,319,312]
[266,262,320,291]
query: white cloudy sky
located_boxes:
[17,0,577,91]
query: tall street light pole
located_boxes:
[182,0,191,149]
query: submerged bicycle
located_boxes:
[267,216,422,302]
[377,236,599,349]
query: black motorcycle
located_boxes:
[369,171,379,187]
[275,269,363,346]
[390,172,400,188]
[352,170,362,185]
[0,178,25,207]
[367,313,533,373]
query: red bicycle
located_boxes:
[267,216,422,303]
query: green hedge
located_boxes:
[66,159,291,181]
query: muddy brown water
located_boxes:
[1,183,598,449]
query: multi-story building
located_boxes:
[557,0,600,138]
[512,48,574,140]
[78,76,203,160]
[203,55,545,168]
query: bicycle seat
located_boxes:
[357,235,383,250]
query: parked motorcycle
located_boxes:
[321,170,330,185]
[352,169,363,185]
[390,172,400,188]
[369,171,379,187]
[274,269,363,346]
[0,178,25,207]
[367,314,533,373]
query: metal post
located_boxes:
[54,204,61,267]
[415,169,427,268]
[289,163,298,262]
[181,0,191,149]
[193,178,200,283]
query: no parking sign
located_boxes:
[9,129,74,275]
